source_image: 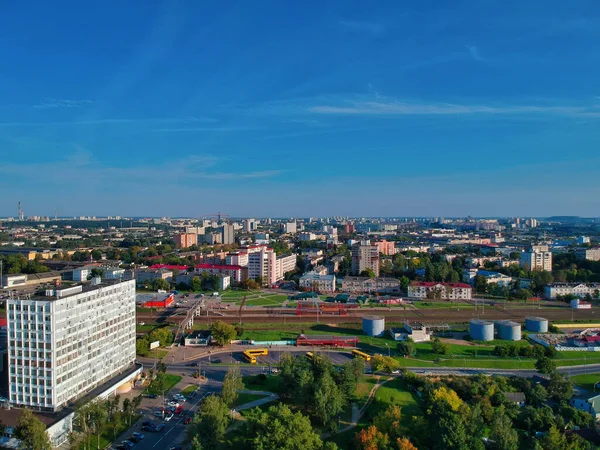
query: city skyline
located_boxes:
[1,1,600,216]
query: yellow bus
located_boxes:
[243,348,268,364]
[306,351,314,361]
[352,349,371,362]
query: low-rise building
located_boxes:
[184,331,212,347]
[341,277,401,294]
[544,283,600,299]
[134,268,173,284]
[194,263,244,283]
[576,248,600,262]
[299,272,336,293]
[389,323,431,342]
[408,282,472,300]
[570,393,600,419]
[505,392,526,407]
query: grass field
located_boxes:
[146,374,182,395]
[181,385,199,395]
[569,373,600,392]
[242,374,281,393]
[233,392,268,408]
[327,377,422,449]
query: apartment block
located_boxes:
[299,273,336,292]
[376,240,397,256]
[247,247,296,286]
[408,282,472,300]
[194,264,244,283]
[341,276,400,294]
[576,248,600,262]
[174,233,198,249]
[520,250,552,272]
[7,279,136,412]
[221,224,235,245]
[351,242,380,276]
[544,283,600,299]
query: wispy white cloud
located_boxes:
[33,99,93,109]
[339,20,385,34]
[465,45,486,62]
[0,151,282,185]
[309,97,600,117]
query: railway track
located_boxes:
[137,305,596,326]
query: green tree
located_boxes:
[210,320,237,346]
[189,395,230,449]
[431,337,449,355]
[312,371,345,432]
[435,412,468,450]
[489,408,518,450]
[547,372,573,402]
[89,267,105,279]
[473,275,487,294]
[16,408,52,450]
[190,276,203,291]
[373,404,402,440]
[152,278,170,291]
[371,354,401,374]
[359,268,376,278]
[397,338,416,357]
[242,403,324,450]
[221,366,243,407]
[535,356,556,375]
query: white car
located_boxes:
[164,413,174,422]
[167,401,179,407]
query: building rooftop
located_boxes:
[11,279,131,302]
[195,263,243,270]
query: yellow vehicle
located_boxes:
[352,349,371,362]
[243,348,269,364]
[306,351,314,361]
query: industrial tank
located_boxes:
[525,317,548,333]
[362,315,385,337]
[495,320,522,341]
[469,319,494,341]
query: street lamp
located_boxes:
[385,343,390,357]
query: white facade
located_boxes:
[544,283,600,299]
[577,249,600,261]
[248,248,296,286]
[520,251,552,272]
[7,280,136,412]
[408,282,472,300]
[299,273,336,292]
[341,277,401,294]
[104,267,125,280]
[72,266,94,282]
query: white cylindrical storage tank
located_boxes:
[496,320,522,341]
[362,315,385,337]
[470,319,494,341]
[525,317,548,333]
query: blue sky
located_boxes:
[1,1,600,218]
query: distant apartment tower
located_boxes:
[351,242,380,276]
[221,224,235,245]
[7,280,136,412]
[243,219,257,233]
[344,222,355,234]
[520,249,552,272]
[174,233,198,249]
[376,240,397,256]
[281,221,297,234]
[248,246,296,286]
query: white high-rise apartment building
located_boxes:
[248,247,296,286]
[520,250,552,272]
[7,279,136,412]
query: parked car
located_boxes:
[175,406,184,415]
[141,425,155,432]
[155,423,166,432]
[120,440,135,449]
[167,401,179,407]
[132,432,144,440]
[184,417,192,425]
[173,394,186,401]
[164,413,174,422]
[128,435,141,444]
[145,393,158,399]
[141,421,153,427]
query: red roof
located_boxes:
[149,264,189,270]
[410,282,472,289]
[195,263,242,270]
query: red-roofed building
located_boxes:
[194,263,244,282]
[408,281,472,300]
[149,264,189,271]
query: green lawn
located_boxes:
[136,323,163,333]
[569,373,600,392]
[222,290,253,298]
[245,295,288,307]
[181,385,199,395]
[243,374,281,393]
[146,374,182,395]
[233,393,268,408]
